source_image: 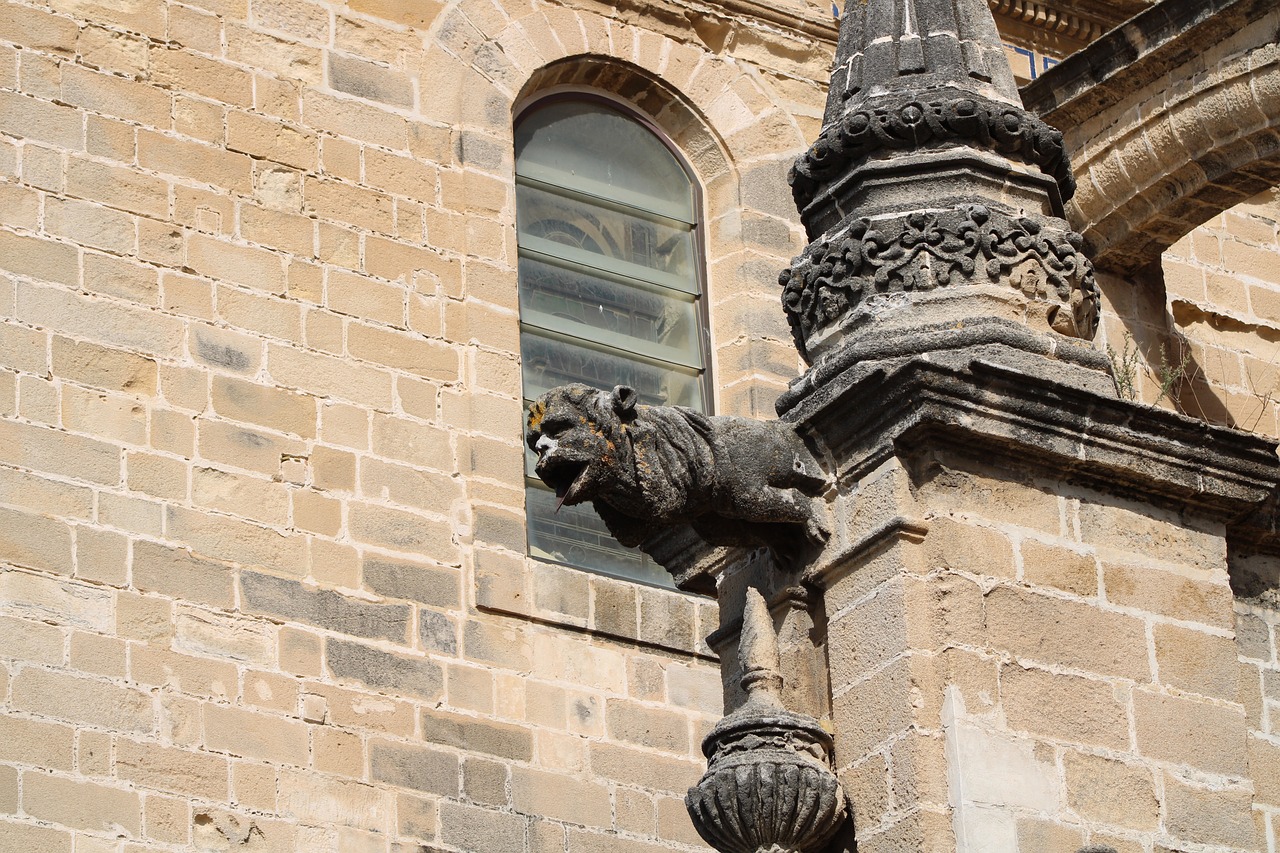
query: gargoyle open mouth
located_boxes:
[537,458,589,511]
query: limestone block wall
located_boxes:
[1162,195,1280,435]
[827,455,1275,852]
[1237,591,1280,853]
[1093,194,1280,441]
[0,0,839,849]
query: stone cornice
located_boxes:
[795,347,1280,532]
[988,0,1140,42]
[718,0,837,42]
[654,328,1280,593]
[1023,0,1274,124]
[566,0,1136,55]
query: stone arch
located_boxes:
[423,1,811,181]
[425,0,816,415]
[513,55,736,207]
[1026,0,1280,275]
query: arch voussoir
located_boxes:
[1029,0,1280,275]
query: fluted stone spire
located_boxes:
[825,0,1020,120]
[779,0,1097,370]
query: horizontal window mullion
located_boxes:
[517,239,697,297]
[516,168,694,226]
[520,317,703,371]
[520,329,704,410]
[521,309,703,371]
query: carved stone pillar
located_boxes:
[686,587,847,853]
[780,0,1098,370]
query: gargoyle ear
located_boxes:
[611,385,638,417]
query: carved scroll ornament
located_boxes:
[779,204,1101,362]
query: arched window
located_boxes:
[516,96,710,586]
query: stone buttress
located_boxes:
[665,0,1280,850]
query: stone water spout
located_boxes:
[525,384,830,570]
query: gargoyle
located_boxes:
[526,384,829,566]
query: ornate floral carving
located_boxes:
[686,589,847,853]
[778,205,1100,362]
[789,95,1075,212]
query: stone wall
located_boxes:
[827,453,1275,852]
[0,0,837,847]
[2,0,1280,851]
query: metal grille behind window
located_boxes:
[515,98,709,586]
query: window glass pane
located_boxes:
[526,483,672,587]
[518,256,702,370]
[516,101,694,223]
[517,98,708,590]
[521,330,704,410]
[517,183,697,289]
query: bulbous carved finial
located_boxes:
[686,587,848,853]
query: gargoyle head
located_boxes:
[526,384,638,510]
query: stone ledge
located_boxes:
[478,553,722,661]
[1023,0,1276,125]
[796,344,1280,528]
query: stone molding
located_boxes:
[766,344,1280,590]
[987,0,1111,41]
[789,93,1076,215]
[793,349,1280,528]
[656,324,1280,589]
[1023,0,1273,121]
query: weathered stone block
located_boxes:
[985,586,1149,681]
[368,738,460,796]
[1103,561,1234,629]
[1001,665,1129,750]
[439,801,526,853]
[1133,689,1248,776]
[605,699,689,754]
[1063,751,1158,831]
[421,707,533,761]
[277,769,394,833]
[1021,538,1098,596]
[0,714,74,771]
[1162,772,1256,849]
[23,773,141,835]
[242,571,410,643]
[117,739,229,801]
[1153,622,1240,701]
[326,638,443,702]
[512,766,612,827]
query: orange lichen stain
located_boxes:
[527,401,546,430]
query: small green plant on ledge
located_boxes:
[1157,342,1191,405]
[1107,333,1140,401]
[1107,332,1192,408]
